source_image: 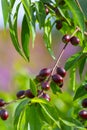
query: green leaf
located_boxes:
[9,16,23,57]
[1,0,9,27]
[10,0,15,8]
[31,97,48,104]
[50,81,62,94]
[30,79,37,96]
[64,0,85,35]
[21,15,30,61]
[59,118,84,129]
[9,3,25,59]
[70,67,76,91]
[40,103,61,128]
[73,84,87,101]
[35,1,46,28]
[25,105,43,130]
[79,57,86,78]
[64,52,83,71]
[14,99,29,130]
[40,0,52,4]
[78,0,87,20]
[58,7,71,25]
[21,0,36,47]
[43,19,55,59]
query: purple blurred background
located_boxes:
[0,29,80,91]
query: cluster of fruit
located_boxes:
[79,84,87,120]
[62,34,80,46]
[36,67,66,100]
[0,99,8,120]
[45,3,80,46]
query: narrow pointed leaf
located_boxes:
[30,79,37,96]
[9,4,25,58]
[21,15,30,61]
[64,0,85,35]
[73,84,87,101]
[78,0,87,20]
[1,0,9,27]
[25,105,43,130]
[14,99,29,130]
[65,52,83,71]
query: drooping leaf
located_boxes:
[25,105,43,130]
[40,103,61,128]
[78,0,87,20]
[79,57,87,78]
[58,7,71,25]
[65,52,83,71]
[64,0,85,36]
[73,84,87,101]
[10,0,15,8]
[30,79,37,96]
[21,0,36,47]
[14,99,29,130]
[59,118,84,129]
[9,4,24,58]
[35,1,46,28]
[1,0,9,27]
[43,19,55,59]
[21,14,30,61]
[70,67,76,91]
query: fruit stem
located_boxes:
[71,26,80,37]
[51,44,67,75]
[0,99,19,109]
[51,27,80,75]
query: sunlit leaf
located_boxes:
[1,0,9,27]
[25,105,43,130]
[40,103,61,128]
[14,99,29,130]
[30,79,37,96]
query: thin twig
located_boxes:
[51,27,80,76]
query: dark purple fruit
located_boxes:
[41,93,50,101]
[52,74,63,85]
[56,20,62,30]
[82,98,87,108]
[79,110,87,119]
[16,90,25,99]
[25,89,34,98]
[0,109,9,120]
[0,99,6,107]
[56,67,66,77]
[36,75,45,82]
[41,82,50,91]
[39,68,51,77]
[70,36,80,46]
[62,34,70,43]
